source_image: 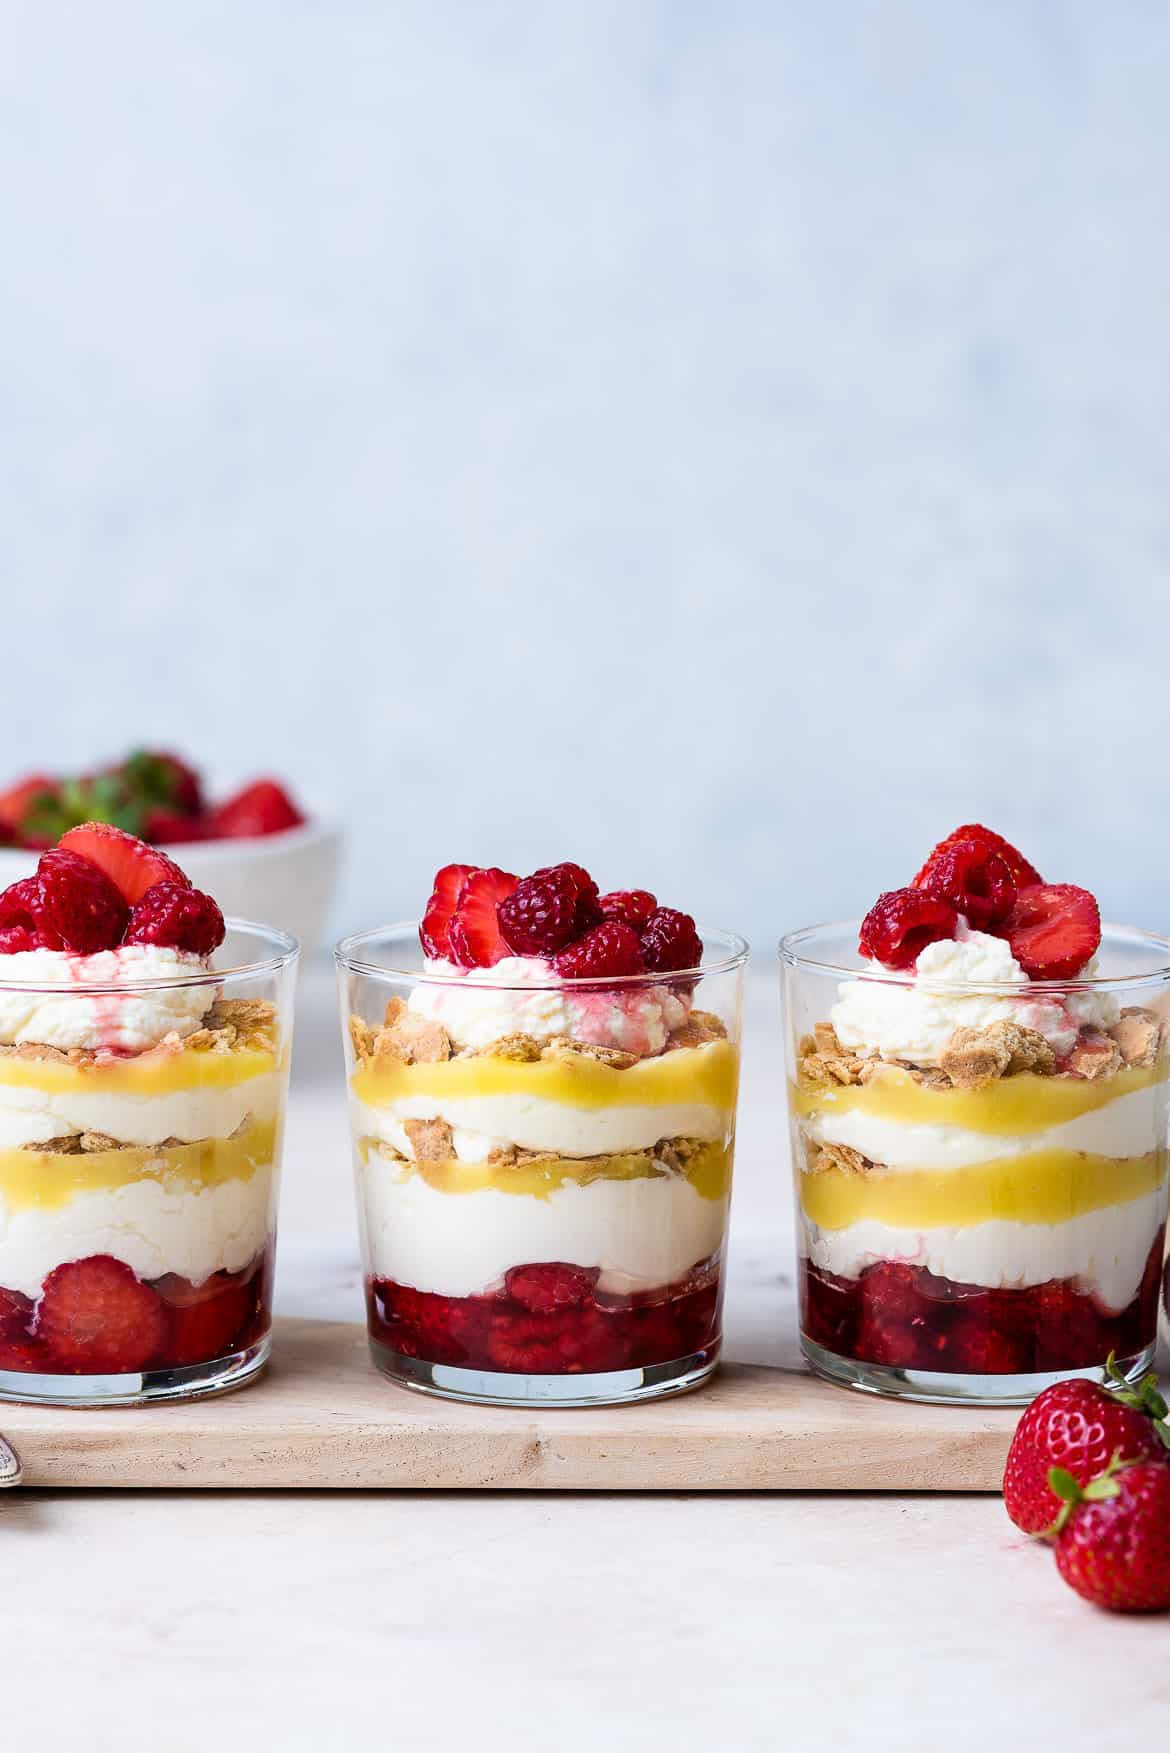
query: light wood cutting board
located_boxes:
[0,1318,1020,1490]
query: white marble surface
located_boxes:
[4,966,1167,1750]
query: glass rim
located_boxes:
[0,918,299,995]
[777,919,1170,994]
[334,920,750,988]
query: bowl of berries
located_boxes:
[0,750,341,952]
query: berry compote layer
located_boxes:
[346,862,742,1389]
[368,1258,721,1375]
[0,824,285,1384]
[791,824,1169,1384]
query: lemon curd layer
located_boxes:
[0,1116,278,1213]
[800,1147,1168,1231]
[792,1065,1165,1136]
[352,1038,739,1114]
[0,1042,281,1098]
[358,1136,732,1202]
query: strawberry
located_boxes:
[57,822,191,906]
[1003,1362,1170,1534]
[447,867,518,968]
[145,809,212,844]
[157,1273,253,1366]
[119,748,203,816]
[0,774,59,838]
[33,848,130,952]
[913,824,1043,890]
[0,1286,34,1338]
[858,887,959,969]
[35,1254,170,1373]
[997,883,1101,980]
[420,863,478,960]
[209,779,305,839]
[124,881,225,955]
[1051,1458,1170,1612]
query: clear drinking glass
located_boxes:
[780,922,1169,1406]
[337,924,748,1407]
[0,921,297,1406]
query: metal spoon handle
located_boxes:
[0,1434,22,1487]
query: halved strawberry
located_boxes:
[447,867,518,967]
[419,863,478,959]
[998,883,1101,979]
[0,774,58,835]
[35,1254,170,1374]
[209,779,305,839]
[913,824,1042,891]
[157,1273,253,1366]
[57,822,191,906]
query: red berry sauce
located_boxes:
[367,1258,723,1377]
[800,1234,1164,1376]
[0,1245,273,1377]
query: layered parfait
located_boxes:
[0,824,294,1401]
[340,862,745,1404]
[785,824,1169,1396]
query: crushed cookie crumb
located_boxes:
[806,1139,871,1175]
[402,1117,455,1161]
[544,1036,640,1070]
[24,1134,83,1155]
[79,1131,121,1153]
[349,1016,376,1062]
[383,996,408,1029]
[940,1021,1055,1090]
[373,1011,451,1065]
[0,1042,71,1065]
[1065,1033,1124,1081]
[461,1033,543,1063]
[814,1021,841,1056]
[1110,1008,1164,1070]
[668,1011,728,1050]
[203,999,278,1052]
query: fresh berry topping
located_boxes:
[57,822,191,906]
[858,888,959,969]
[497,868,581,956]
[420,863,478,960]
[447,867,518,968]
[1003,1365,1170,1535]
[209,779,305,839]
[598,889,658,930]
[35,1254,170,1373]
[504,1263,600,1313]
[997,882,1101,980]
[914,838,1016,930]
[913,824,1043,891]
[532,863,602,933]
[639,907,703,974]
[144,808,212,844]
[0,925,40,954]
[0,876,57,948]
[554,920,645,979]
[1051,1458,1170,1613]
[120,749,203,816]
[124,881,225,955]
[34,849,130,953]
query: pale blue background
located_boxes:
[3,0,1168,947]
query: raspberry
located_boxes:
[554,921,645,979]
[0,876,57,948]
[124,881,225,955]
[858,887,959,969]
[0,926,38,954]
[208,779,305,838]
[497,868,580,956]
[447,867,518,968]
[639,907,702,974]
[34,848,129,952]
[997,883,1101,980]
[915,838,1016,929]
[35,1254,170,1373]
[912,824,1042,890]
[505,1263,600,1313]
[532,862,602,933]
[419,863,477,960]
[58,822,191,906]
[598,889,657,930]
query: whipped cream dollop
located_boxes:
[409,957,689,1057]
[0,945,216,1052]
[830,927,1119,1067]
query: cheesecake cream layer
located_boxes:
[801,1181,1166,1313]
[359,1150,727,1299]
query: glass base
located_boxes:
[0,1335,271,1408]
[370,1337,719,1408]
[802,1334,1158,1407]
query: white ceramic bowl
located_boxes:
[0,818,344,955]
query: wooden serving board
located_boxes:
[0,1317,1020,1491]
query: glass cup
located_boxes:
[336,924,748,1407]
[0,922,297,1406]
[780,922,1169,1406]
